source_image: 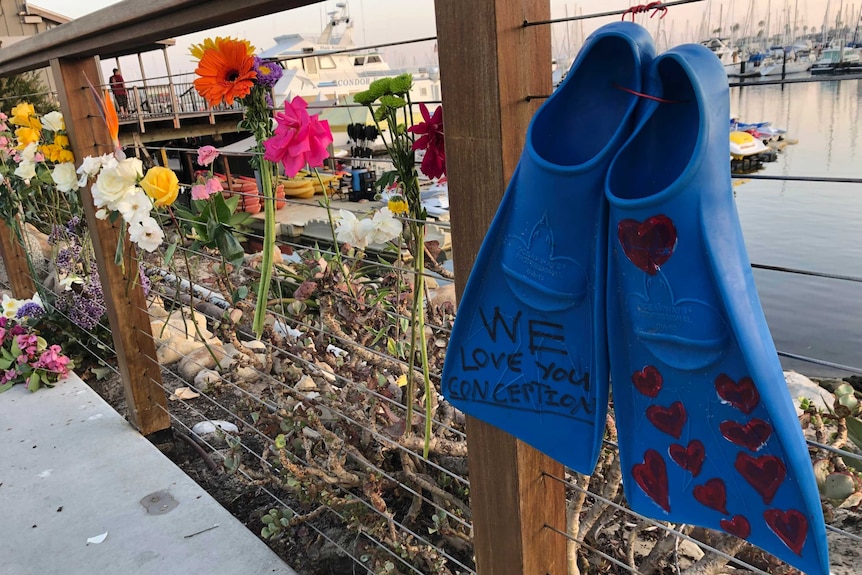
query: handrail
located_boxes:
[0,0,316,77]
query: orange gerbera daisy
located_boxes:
[193,37,257,107]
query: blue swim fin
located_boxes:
[606,44,829,575]
[441,22,655,474]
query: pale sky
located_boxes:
[29,0,851,82]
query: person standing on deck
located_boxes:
[109,68,128,115]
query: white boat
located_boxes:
[810,46,862,75]
[700,37,747,76]
[759,49,813,76]
[258,3,441,109]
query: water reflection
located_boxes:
[730,79,862,376]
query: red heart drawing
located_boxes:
[669,440,705,477]
[632,449,670,513]
[617,215,678,275]
[647,401,687,439]
[720,419,772,452]
[764,508,808,555]
[715,374,760,414]
[632,365,663,398]
[693,478,729,514]
[720,515,751,539]
[735,453,786,504]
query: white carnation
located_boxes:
[366,207,402,246]
[127,215,164,252]
[14,160,36,181]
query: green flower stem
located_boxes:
[312,168,357,300]
[252,160,275,338]
[413,221,432,459]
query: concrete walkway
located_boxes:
[0,373,298,575]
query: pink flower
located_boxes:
[408,103,446,180]
[190,184,208,200]
[206,177,223,195]
[196,145,220,166]
[263,96,333,178]
[35,345,70,376]
[33,152,45,162]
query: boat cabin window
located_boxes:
[367,55,382,64]
[319,55,337,69]
[305,57,318,74]
[354,56,365,66]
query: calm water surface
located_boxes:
[731,78,862,376]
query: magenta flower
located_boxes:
[263,96,333,178]
[35,345,70,376]
[196,145,220,166]
[408,103,445,180]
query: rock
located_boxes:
[191,420,239,437]
[236,366,262,384]
[326,344,347,358]
[194,369,222,389]
[157,337,208,365]
[677,539,704,562]
[430,283,457,310]
[148,301,170,319]
[151,312,212,345]
[785,371,835,415]
[244,339,267,352]
[295,375,318,392]
[816,378,845,393]
[424,276,439,290]
[178,345,232,381]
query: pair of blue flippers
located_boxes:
[441,22,829,575]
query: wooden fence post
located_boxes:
[435,1,567,574]
[0,219,37,297]
[50,56,170,437]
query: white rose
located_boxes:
[115,187,153,224]
[92,157,141,210]
[40,111,65,132]
[14,160,36,181]
[77,155,103,178]
[51,162,79,193]
[127,215,164,252]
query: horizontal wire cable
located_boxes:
[751,263,862,284]
[140,285,464,442]
[776,351,862,375]
[136,326,468,483]
[543,523,643,574]
[523,0,706,26]
[733,173,862,185]
[545,472,772,575]
[163,411,382,574]
[154,388,471,573]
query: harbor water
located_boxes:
[731,77,862,377]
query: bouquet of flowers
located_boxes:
[0,293,72,393]
[0,103,76,224]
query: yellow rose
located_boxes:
[10,102,35,126]
[53,134,69,147]
[140,166,179,207]
[15,126,40,148]
[58,149,75,163]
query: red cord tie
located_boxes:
[613,83,687,104]
[622,2,668,21]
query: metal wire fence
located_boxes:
[2,1,862,574]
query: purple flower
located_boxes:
[253,57,283,88]
[16,302,44,320]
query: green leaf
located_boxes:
[274,434,287,450]
[374,170,398,193]
[232,286,249,304]
[27,371,40,392]
[0,381,14,393]
[224,194,240,213]
[216,229,245,269]
[163,240,178,267]
[386,337,398,358]
[229,212,253,227]
[114,220,125,266]
[0,358,13,370]
[213,192,232,223]
[846,416,862,451]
